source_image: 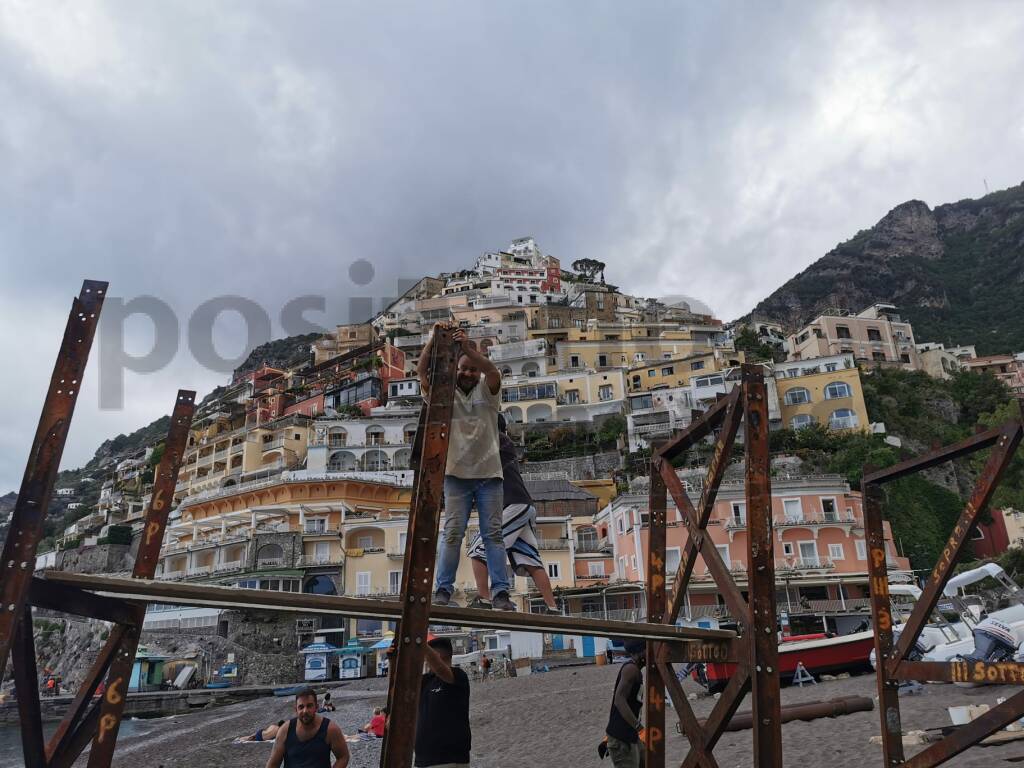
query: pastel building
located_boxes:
[603,474,910,631]
[774,354,869,432]
[787,303,921,370]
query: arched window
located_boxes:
[829,409,858,430]
[790,413,815,430]
[328,427,347,447]
[328,451,357,471]
[784,387,811,405]
[304,575,338,595]
[824,381,851,400]
[257,543,283,566]
[366,425,385,445]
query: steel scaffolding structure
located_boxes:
[16,280,1021,766]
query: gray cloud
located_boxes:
[2,1,1024,490]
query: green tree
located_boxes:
[571,258,606,283]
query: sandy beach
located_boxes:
[10,665,1019,767]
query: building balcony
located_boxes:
[574,540,610,554]
[188,565,213,577]
[262,438,288,452]
[775,558,836,572]
[537,538,569,550]
[297,554,345,567]
[387,548,406,559]
[775,514,858,530]
[160,569,186,580]
[346,546,385,557]
[214,560,245,573]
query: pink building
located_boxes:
[599,474,911,634]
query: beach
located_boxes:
[6,665,1021,767]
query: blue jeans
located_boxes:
[435,476,510,595]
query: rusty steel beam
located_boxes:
[666,389,744,624]
[49,701,101,768]
[741,364,781,768]
[862,425,1005,485]
[657,637,742,664]
[681,666,752,768]
[863,479,904,765]
[0,279,107,672]
[662,463,748,623]
[645,455,668,768]
[45,626,126,763]
[86,390,196,768]
[895,659,1024,684]
[42,571,733,642]
[658,661,718,768]
[902,690,1024,768]
[655,388,733,461]
[381,326,459,768]
[12,608,46,768]
[890,423,1023,668]
[29,577,141,626]
[700,695,874,733]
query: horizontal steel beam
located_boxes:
[28,577,141,626]
[895,659,1024,685]
[42,572,735,642]
[862,425,1004,485]
[658,637,743,664]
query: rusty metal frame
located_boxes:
[645,364,782,768]
[4,300,782,768]
[864,418,1024,767]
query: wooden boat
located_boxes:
[694,630,875,692]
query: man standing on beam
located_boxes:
[419,322,513,610]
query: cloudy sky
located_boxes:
[2,1,1024,492]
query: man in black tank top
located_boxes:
[604,640,645,768]
[266,687,350,768]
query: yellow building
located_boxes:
[625,351,743,393]
[774,354,869,431]
[501,369,627,424]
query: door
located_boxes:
[551,634,564,650]
[582,636,596,657]
[798,542,818,566]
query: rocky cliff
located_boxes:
[750,182,1024,354]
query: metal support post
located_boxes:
[645,454,667,768]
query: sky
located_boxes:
[2,1,1024,492]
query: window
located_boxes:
[630,555,637,571]
[872,352,887,362]
[666,547,681,575]
[824,381,851,399]
[782,542,795,557]
[616,515,625,534]
[648,369,657,377]
[731,502,746,525]
[855,540,867,560]
[824,362,838,372]
[570,355,580,368]
[690,360,705,371]
[784,387,811,405]
[357,535,374,548]
[634,353,646,363]
[356,572,371,596]
[821,498,838,521]
[716,544,730,569]
[829,409,859,429]
[305,518,327,534]
[399,532,407,551]
[828,543,845,560]
[598,354,608,367]
[565,389,580,404]
[314,541,330,562]
[790,414,815,430]
[900,353,910,364]
[661,366,674,376]
[867,328,882,342]
[599,385,613,401]
[836,326,852,339]
[619,557,627,576]
[547,562,560,579]
[783,499,802,522]
[631,375,641,389]
[588,561,606,577]
[798,541,818,564]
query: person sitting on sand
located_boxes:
[266,687,350,768]
[465,414,560,614]
[319,691,336,713]
[415,637,471,768]
[234,720,286,743]
[603,640,645,768]
[357,707,387,738]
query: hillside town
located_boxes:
[22,236,1024,694]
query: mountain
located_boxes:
[749,182,1024,354]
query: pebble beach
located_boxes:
[9,665,1022,767]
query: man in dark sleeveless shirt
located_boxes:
[604,640,645,768]
[266,687,350,768]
